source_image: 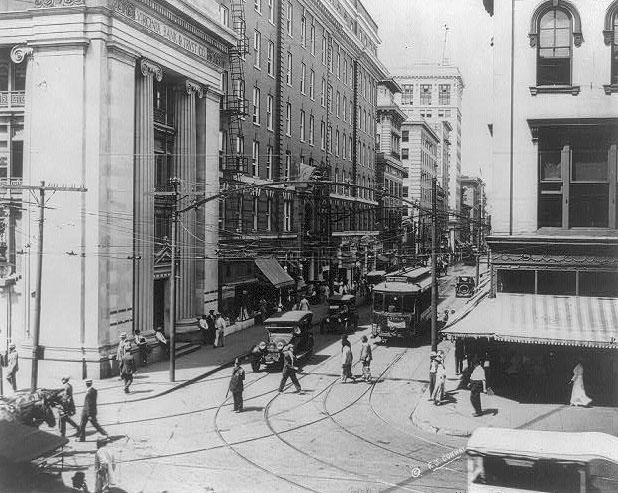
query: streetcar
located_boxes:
[371,266,432,342]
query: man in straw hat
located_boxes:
[278,344,301,393]
[77,379,108,442]
[428,350,438,400]
[58,376,79,437]
[228,358,245,412]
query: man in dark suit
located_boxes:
[77,379,108,442]
[58,376,79,437]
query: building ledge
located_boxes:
[529,85,580,96]
[603,84,618,95]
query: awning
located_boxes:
[0,420,68,463]
[443,293,618,349]
[255,257,295,288]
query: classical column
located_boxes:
[174,80,201,319]
[196,86,219,313]
[133,59,161,334]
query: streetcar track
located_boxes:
[262,349,430,493]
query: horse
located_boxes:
[0,388,63,428]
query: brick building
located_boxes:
[217,0,387,320]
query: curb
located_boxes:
[409,343,473,438]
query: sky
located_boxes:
[363,0,494,180]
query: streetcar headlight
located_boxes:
[259,341,267,350]
[276,341,284,350]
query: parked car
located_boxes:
[466,427,618,493]
[456,276,476,297]
[320,295,358,334]
[250,311,314,372]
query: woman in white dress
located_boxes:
[569,360,591,407]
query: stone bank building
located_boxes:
[0,0,234,378]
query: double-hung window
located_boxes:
[285,151,292,180]
[310,23,316,55]
[285,103,292,136]
[309,115,314,145]
[266,146,273,179]
[252,140,259,176]
[309,70,315,99]
[252,87,260,125]
[300,110,306,141]
[266,94,273,130]
[253,30,261,69]
[267,41,274,77]
[284,199,292,231]
[537,8,572,86]
[420,84,432,105]
[286,52,293,85]
[268,0,274,24]
[300,63,306,94]
[301,13,306,48]
[286,1,293,36]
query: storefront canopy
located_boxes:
[443,293,618,349]
[255,257,295,288]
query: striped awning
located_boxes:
[255,257,294,289]
[442,293,618,349]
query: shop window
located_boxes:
[537,271,575,296]
[497,269,535,294]
[579,271,618,297]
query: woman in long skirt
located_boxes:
[569,360,591,407]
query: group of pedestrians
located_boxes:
[340,335,372,384]
[197,311,227,348]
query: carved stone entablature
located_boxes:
[10,45,33,64]
[185,80,204,98]
[139,59,163,82]
[34,0,84,8]
[529,0,583,48]
[492,252,618,270]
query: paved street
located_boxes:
[3,264,483,493]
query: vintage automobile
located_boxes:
[456,276,476,297]
[466,427,618,493]
[250,311,314,372]
[320,295,358,334]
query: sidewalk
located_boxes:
[411,342,618,438]
[29,303,330,406]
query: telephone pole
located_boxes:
[431,177,438,353]
[169,177,180,383]
[475,202,482,288]
[0,180,87,391]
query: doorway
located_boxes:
[154,279,167,331]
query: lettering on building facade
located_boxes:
[111,0,226,69]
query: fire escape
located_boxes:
[220,0,249,254]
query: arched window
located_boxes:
[614,12,618,84]
[537,8,572,85]
[604,1,618,88]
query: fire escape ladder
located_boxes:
[221,0,250,238]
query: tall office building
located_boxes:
[394,65,464,250]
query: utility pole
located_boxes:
[475,202,482,288]
[0,180,87,391]
[169,177,180,383]
[431,177,438,353]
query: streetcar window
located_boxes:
[384,295,402,312]
[373,293,384,311]
[402,295,415,313]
